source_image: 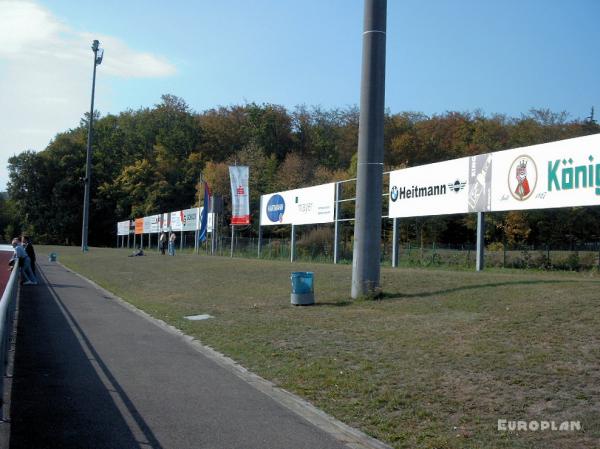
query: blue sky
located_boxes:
[1,0,599,189]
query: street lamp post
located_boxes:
[81,39,103,252]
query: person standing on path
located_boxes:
[10,238,37,285]
[168,231,177,256]
[159,232,167,255]
[22,235,37,276]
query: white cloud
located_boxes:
[0,1,65,56]
[0,1,176,76]
[0,0,177,189]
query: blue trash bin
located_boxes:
[291,272,315,305]
[48,252,58,262]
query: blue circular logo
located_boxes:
[390,186,399,202]
[266,194,286,222]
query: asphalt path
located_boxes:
[8,258,352,449]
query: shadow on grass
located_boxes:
[381,279,581,301]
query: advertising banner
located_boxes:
[117,220,130,236]
[260,183,335,226]
[142,214,160,233]
[169,211,183,232]
[181,208,200,231]
[389,158,472,218]
[229,165,250,225]
[134,218,144,235]
[207,211,214,232]
[388,133,600,217]
[142,216,152,233]
[161,213,171,232]
[491,134,600,212]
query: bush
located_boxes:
[486,241,504,252]
[296,227,333,260]
[555,252,581,271]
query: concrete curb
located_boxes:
[59,262,393,449]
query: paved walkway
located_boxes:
[7,258,361,449]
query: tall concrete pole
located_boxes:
[351,0,387,298]
[81,40,100,252]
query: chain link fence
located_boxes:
[121,228,600,271]
[206,236,600,271]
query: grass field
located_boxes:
[39,246,599,449]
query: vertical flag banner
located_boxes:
[199,182,211,243]
[229,165,250,225]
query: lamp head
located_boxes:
[92,40,100,52]
[96,48,104,65]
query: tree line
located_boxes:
[3,94,599,249]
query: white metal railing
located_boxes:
[0,258,19,420]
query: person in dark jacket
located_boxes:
[10,238,37,285]
[22,236,37,276]
[159,232,168,255]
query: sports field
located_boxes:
[39,246,599,449]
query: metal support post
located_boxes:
[230,225,235,258]
[476,212,485,271]
[333,182,341,264]
[258,225,262,258]
[290,224,296,263]
[213,213,218,255]
[257,197,263,258]
[392,217,400,267]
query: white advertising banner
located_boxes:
[388,133,600,217]
[142,216,152,233]
[491,134,600,212]
[389,158,472,218]
[143,214,160,233]
[229,165,250,225]
[117,220,130,236]
[169,211,183,231]
[161,213,170,232]
[181,208,199,231]
[206,210,215,232]
[260,183,335,226]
